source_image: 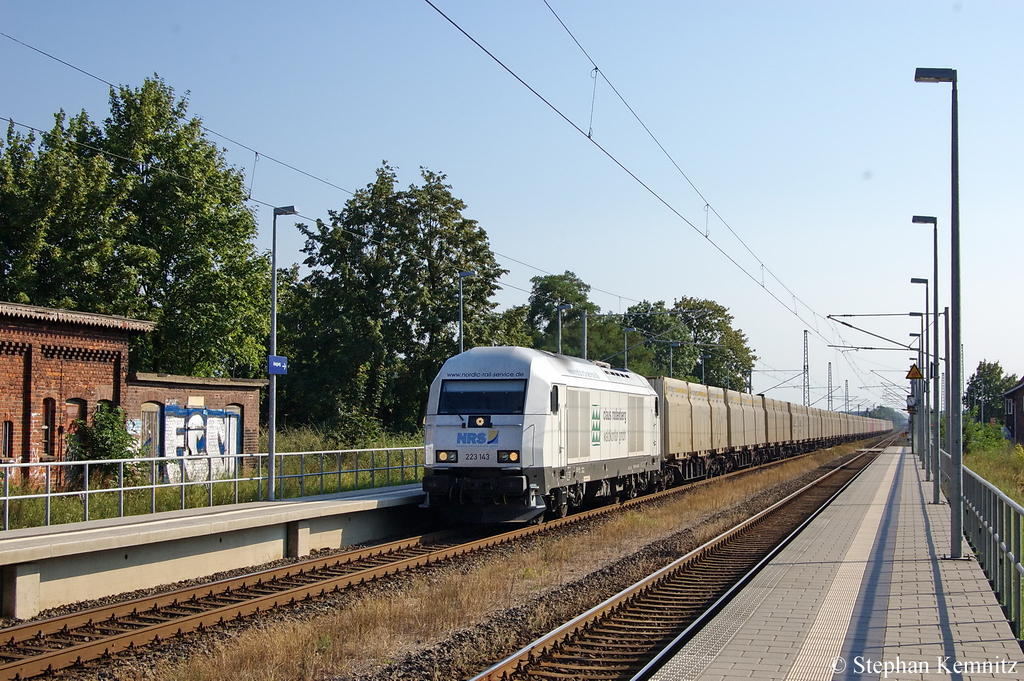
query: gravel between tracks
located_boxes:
[8,449,865,681]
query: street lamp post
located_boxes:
[914,216,941,504]
[269,205,298,502]
[650,339,682,378]
[618,327,634,368]
[458,271,476,354]
[556,304,572,355]
[910,327,922,461]
[912,278,930,482]
[915,66,962,558]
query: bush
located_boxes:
[67,403,135,483]
[964,406,1007,455]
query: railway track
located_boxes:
[0,437,891,680]
[471,444,889,681]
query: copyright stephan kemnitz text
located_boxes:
[832,655,1019,677]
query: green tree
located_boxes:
[526,271,599,354]
[965,360,1018,427]
[670,297,757,390]
[865,405,905,428]
[621,300,700,378]
[279,165,508,432]
[0,77,269,378]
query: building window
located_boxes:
[42,398,57,459]
[141,402,163,458]
[64,399,87,460]
[2,421,13,460]
[225,405,243,457]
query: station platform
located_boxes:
[1,483,425,619]
[653,447,1023,680]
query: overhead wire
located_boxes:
[425,0,892,404]
[422,0,822,333]
[543,0,896,408]
[1,30,651,313]
[2,24,896,405]
[0,114,582,316]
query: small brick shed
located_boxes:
[0,302,265,472]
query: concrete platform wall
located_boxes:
[1,486,425,619]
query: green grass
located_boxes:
[258,425,424,453]
[2,427,425,531]
[963,422,1024,506]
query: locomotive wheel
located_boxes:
[620,477,637,501]
[546,489,569,520]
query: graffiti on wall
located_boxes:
[150,405,242,483]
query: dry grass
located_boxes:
[129,444,864,681]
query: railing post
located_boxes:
[1013,509,1022,639]
[3,463,9,531]
[119,460,125,518]
[83,462,90,522]
[45,463,52,526]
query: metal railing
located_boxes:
[961,461,1024,640]
[914,444,1022,638]
[0,447,424,531]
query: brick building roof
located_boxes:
[0,301,156,333]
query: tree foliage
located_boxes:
[0,77,269,377]
[527,271,597,355]
[965,360,1018,427]
[864,404,905,428]
[667,297,756,389]
[278,165,509,433]
[521,273,756,388]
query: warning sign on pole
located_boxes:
[906,364,924,380]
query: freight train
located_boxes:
[421,346,892,523]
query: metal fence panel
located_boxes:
[0,447,424,531]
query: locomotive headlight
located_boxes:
[436,450,458,463]
[497,450,520,463]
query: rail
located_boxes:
[0,447,425,531]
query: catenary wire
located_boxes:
[2,27,892,405]
[424,0,891,405]
[0,31,645,311]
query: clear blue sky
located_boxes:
[3,1,1022,411]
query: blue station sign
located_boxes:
[268,355,289,375]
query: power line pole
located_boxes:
[803,330,810,407]
[828,362,833,411]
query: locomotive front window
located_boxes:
[438,379,527,415]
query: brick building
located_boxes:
[0,302,266,481]
[1003,377,1024,445]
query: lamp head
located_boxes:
[915,67,956,83]
[458,270,477,278]
[910,277,928,285]
[556,303,573,312]
[273,206,298,216]
[912,215,937,225]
